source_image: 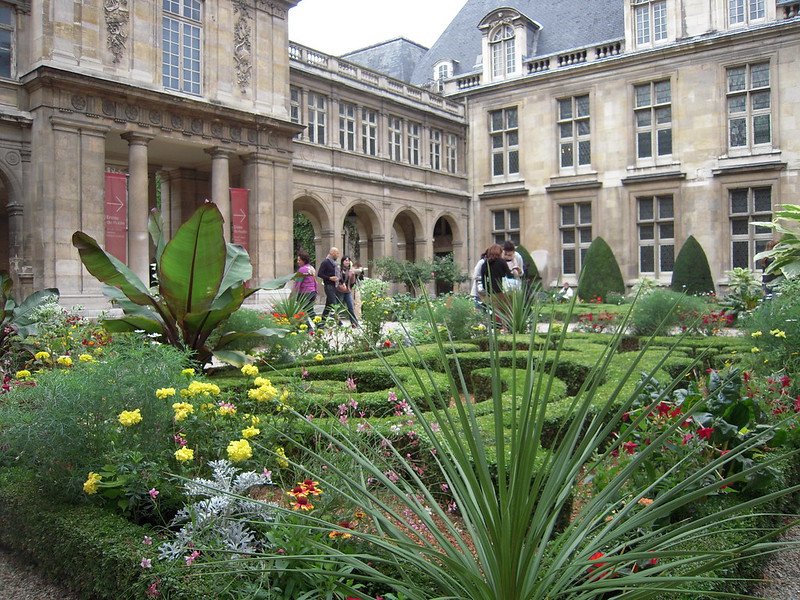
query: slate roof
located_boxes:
[410,0,625,86]
[341,38,430,83]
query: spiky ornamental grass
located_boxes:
[229,294,797,599]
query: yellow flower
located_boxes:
[34,351,50,361]
[15,370,31,379]
[200,402,216,412]
[275,446,289,469]
[172,401,195,422]
[227,439,253,463]
[313,316,322,324]
[56,355,73,367]
[174,447,194,463]
[180,381,221,398]
[314,353,324,362]
[751,347,761,353]
[281,389,290,402]
[181,368,195,377]
[118,409,143,427]
[83,472,102,495]
[244,414,260,426]
[248,383,278,402]
[253,377,272,388]
[241,364,259,377]
[155,387,176,399]
[299,324,308,331]
[78,354,95,363]
[242,426,260,439]
[750,331,763,338]
[290,331,297,336]
[771,329,787,338]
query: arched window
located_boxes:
[490,24,516,78]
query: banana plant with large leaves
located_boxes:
[0,271,59,350]
[72,203,289,368]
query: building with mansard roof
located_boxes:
[1,0,799,307]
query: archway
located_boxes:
[340,202,381,270]
[432,215,456,295]
[391,209,422,262]
[293,194,331,270]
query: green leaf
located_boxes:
[72,231,154,306]
[101,315,166,335]
[219,244,254,297]
[11,289,59,327]
[148,208,167,264]
[209,349,251,367]
[158,203,226,323]
[257,273,295,290]
[214,327,288,350]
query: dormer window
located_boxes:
[490,24,516,78]
[634,0,668,46]
[433,60,453,92]
[729,0,766,26]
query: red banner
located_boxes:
[104,172,128,263]
[230,188,249,251]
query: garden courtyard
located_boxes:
[0,204,799,599]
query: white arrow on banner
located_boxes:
[107,194,125,213]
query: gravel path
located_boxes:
[750,525,800,599]
[0,546,81,600]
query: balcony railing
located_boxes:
[288,42,463,116]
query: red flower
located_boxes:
[669,406,682,418]
[780,375,791,388]
[383,340,392,348]
[622,412,630,422]
[682,433,693,445]
[697,427,714,440]
[743,371,751,383]
[622,441,638,454]
[657,402,670,416]
[794,396,800,413]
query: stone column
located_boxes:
[121,132,154,285]
[79,126,110,296]
[207,147,235,241]
[159,170,173,240]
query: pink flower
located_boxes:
[346,377,357,391]
[148,488,159,499]
[301,369,309,379]
[185,550,200,566]
[145,581,160,597]
[622,441,638,454]
[142,535,153,545]
[794,396,800,413]
[141,557,152,569]
[682,433,693,445]
[262,468,272,480]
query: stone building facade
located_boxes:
[1,0,799,306]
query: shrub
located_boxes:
[577,237,625,302]
[517,245,542,286]
[671,235,715,295]
[631,289,710,336]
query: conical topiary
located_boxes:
[516,245,541,286]
[670,235,715,295]
[577,237,625,302]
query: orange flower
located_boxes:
[290,494,314,511]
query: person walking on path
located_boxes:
[317,247,341,323]
[291,250,317,315]
[337,256,359,326]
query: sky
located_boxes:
[288,0,467,56]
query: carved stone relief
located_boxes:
[255,1,287,19]
[190,118,204,134]
[233,1,253,92]
[104,0,130,64]
[71,95,87,111]
[102,99,116,117]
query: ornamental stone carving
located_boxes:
[170,114,184,130]
[255,1,287,19]
[102,99,116,116]
[71,95,87,111]
[4,150,20,166]
[124,104,139,121]
[233,1,253,92]
[104,0,130,64]
[230,126,242,142]
[149,110,162,125]
[190,118,204,134]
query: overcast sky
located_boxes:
[288,0,467,56]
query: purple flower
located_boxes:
[148,488,159,499]
[141,558,152,569]
[142,536,153,545]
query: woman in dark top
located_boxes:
[480,243,513,295]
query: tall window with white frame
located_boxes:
[727,62,771,151]
[729,0,766,25]
[339,102,356,151]
[307,92,327,145]
[0,4,13,79]
[492,209,520,245]
[430,129,442,170]
[634,81,672,160]
[490,24,516,79]
[290,86,302,139]
[560,203,592,275]
[490,107,519,177]
[637,195,675,277]
[730,187,772,269]
[634,0,668,46]
[446,133,458,174]
[162,0,202,95]
[388,116,403,162]
[407,121,421,166]
[558,96,590,170]
[361,108,377,156]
